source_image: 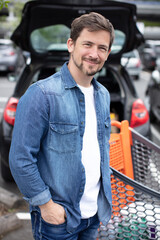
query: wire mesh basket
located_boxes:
[131,129,160,191]
[98,168,160,240]
[97,120,160,239]
[109,120,160,191]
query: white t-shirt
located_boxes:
[78,84,101,219]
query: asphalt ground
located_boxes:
[2,219,33,240]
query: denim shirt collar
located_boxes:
[61,62,100,91]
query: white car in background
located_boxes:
[121,49,142,80]
[0,39,24,72]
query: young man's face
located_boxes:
[67,28,111,77]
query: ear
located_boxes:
[67,38,74,53]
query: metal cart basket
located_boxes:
[97,120,160,239]
[109,120,160,191]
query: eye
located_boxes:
[99,47,108,52]
[84,43,91,47]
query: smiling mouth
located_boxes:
[83,58,100,65]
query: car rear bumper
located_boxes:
[134,120,151,139]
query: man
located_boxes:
[9,12,114,240]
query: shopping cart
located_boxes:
[97,120,160,239]
[110,120,160,191]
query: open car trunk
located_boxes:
[11,0,144,65]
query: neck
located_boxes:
[67,61,93,88]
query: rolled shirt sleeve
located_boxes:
[23,187,51,206]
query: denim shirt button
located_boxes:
[80,189,83,192]
[81,121,84,125]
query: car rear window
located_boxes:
[30,24,69,52]
[0,43,12,49]
[123,51,135,58]
[30,24,126,55]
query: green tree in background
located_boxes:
[0,0,10,10]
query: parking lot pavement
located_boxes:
[0,185,33,240]
[2,219,33,240]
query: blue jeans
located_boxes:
[31,211,100,240]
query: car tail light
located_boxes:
[3,97,19,126]
[151,61,156,67]
[4,50,15,56]
[130,99,149,128]
[136,59,141,68]
[9,51,15,56]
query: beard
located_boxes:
[72,54,103,76]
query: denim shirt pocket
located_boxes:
[49,123,78,153]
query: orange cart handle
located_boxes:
[111,120,133,147]
[111,120,133,131]
[111,120,122,129]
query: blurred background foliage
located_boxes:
[0,0,10,10]
[0,0,31,38]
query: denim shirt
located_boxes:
[9,62,112,232]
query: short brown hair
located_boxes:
[70,12,114,50]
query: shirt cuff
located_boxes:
[23,187,52,206]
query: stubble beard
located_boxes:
[72,54,102,77]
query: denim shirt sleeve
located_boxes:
[9,83,51,206]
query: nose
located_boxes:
[89,46,99,59]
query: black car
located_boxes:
[0,0,150,181]
[138,40,158,71]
